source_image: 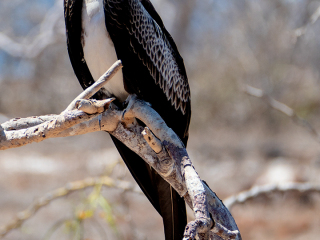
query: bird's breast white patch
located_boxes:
[82,0,128,102]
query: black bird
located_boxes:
[64,0,191,239]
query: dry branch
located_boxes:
[64,60,122,112]
[293,5,320,42]
[223,182,320,210]
[0,62,241,240]
[1,60,123,150]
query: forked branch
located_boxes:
[0,61,241,240]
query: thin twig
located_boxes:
[293,5,320,41]
[1,60,123,150]
[223,182,320,210]
[64,60,122,111]
[0,176,141,238]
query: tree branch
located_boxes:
[0,62,241,240]
[293,5,320,42]
[223,182,320,210]
[0,60,123,150]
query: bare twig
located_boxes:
[0,176,141,238]
[224,182,320,210]
[293,5,320,41]
[64,59,123,111]
[243,84,320,143]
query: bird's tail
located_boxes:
[110,135,187,240]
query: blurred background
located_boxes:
[1,0,320,239]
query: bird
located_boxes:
[64,0,191,239]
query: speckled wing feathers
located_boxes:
[106,0,190,114]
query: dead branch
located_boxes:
[0,62,241,240]
[243,84,320,143]
[293,5,320,42]
[223,182,320,210]
[64,60,123,111]
[0,176,141,238]
[0,60,123,150]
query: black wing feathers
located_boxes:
[104,0,191,143]
[105,0,190,115]
[64,0,94,90]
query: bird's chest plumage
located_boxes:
[81,0,128,102]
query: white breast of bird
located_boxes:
[82,0,129,102]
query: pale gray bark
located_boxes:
[0,61,241,240]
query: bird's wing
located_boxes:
[104,0,191,115]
